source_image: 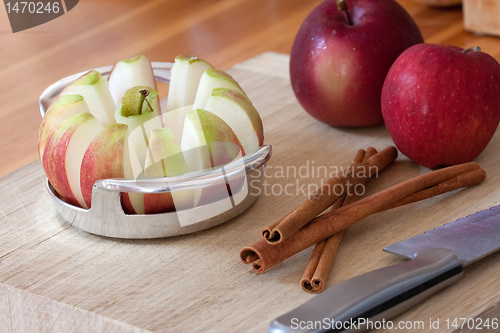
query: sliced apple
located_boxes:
[166,55,214,112]
[204,88,263,154]
[180,109,246,211]
[122,112,164,215]
[39,54,265,216]
[108,54,157,106]
[192,68,247,110]
[146,128,189,177]
[38,94,91,159]
[161,104,193,140]
[42,113,102,208]
[60,70,116,126]
[123,131,144,214]
[181,109,245,171]
[80,123,128,209]
[143,127,194,214]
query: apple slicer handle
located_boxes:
[268,249,463,333]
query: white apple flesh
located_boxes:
[204,88,263,155]
[108,55,157,106]
[121,101,164,215]
[181,109,246,208]
[161,104,193,140]
[193,69,247,110]
[38,94,91,159]
[181,108,244,169]
[60,70,116,126]
[143,127,194,213]
[42,113,102,209]
[166,55,213,111]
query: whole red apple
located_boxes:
[381,44,500,168]
[290,0,423,127]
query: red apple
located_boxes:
[181,109,245,206]
[143,127,193,214]
[290,0,423,127]
[42,113,103,208]
[381,44,500,168]
[80,123,129,209]
[38,94,91,159]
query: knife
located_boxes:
[269,205,500,333]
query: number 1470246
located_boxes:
[445,317,498,330]
[5,1,61,14]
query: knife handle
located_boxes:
[269,249,463,333]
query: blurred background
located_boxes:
[0,0,498,178]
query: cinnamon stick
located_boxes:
[386,168,486,210]
[301,236,338,292]
[262,146,398,244]
[240,162,485,273]
[301,147,378,293]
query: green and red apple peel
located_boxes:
[39,54,264,214]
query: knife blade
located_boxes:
[269,205,500,333]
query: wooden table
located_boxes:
[1,1,500,332]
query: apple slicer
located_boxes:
[38,62,271,239]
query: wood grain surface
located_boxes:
[1,1,500,332]
[1,0,500,179]
[1,51,500,332]
[463,0,500,37]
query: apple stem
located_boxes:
[337,0,352,25]
[462,46,481,54]
[138,89,153,114]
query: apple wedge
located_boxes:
[60,70,116,126]
[181,109,245,172]
[108,54,157,106]
[161,104,193,140]
[180,109,246,208]
[166,55,214,112]
[80,123,128,209]
[122,113,164,215]
[42,113,103,208]
[143,127,194,214]
[204,88,263,154]
[145,127,188,177]
[38,94,91,159]
[192,69,247,110]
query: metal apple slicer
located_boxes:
[38,62,271,239]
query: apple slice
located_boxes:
[38,94,91,159]
[161,104,193,140]
[143,127,194,214]
[42,113,103,208]
[180,109,245,211]
[122,113,164,215]
[80,123,128,209]
[192,69,247,110]
[108,55,157,106]
[145,127,189,177]
[165,55,214,112]
[181,109,245,171]
[204,88,264,154]
[60,70,116,126]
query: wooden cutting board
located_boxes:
[1,52,499,332]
